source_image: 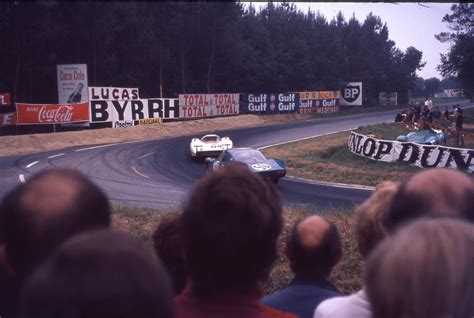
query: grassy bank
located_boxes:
[112,205,363,295]
[262,107,474,186]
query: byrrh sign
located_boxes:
[348,131,474,173]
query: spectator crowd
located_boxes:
[394,98,465,146]
[0,164,473,318]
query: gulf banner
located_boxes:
[348,131,474,173]
[0,112,16,127]
[242,93,299,113]
[89,87,140,100]
[90,98,178,123]
[0,92,11,106]
[16,102,90,125]
[178,94,239,119]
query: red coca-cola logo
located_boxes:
[38,105,74,123]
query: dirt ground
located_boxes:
[0,113,323,157]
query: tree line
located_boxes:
[1,2,428,106]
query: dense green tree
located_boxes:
[424,77,442,96]
[436,3,474,98]
[0,2,426,104]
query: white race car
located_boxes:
[190,134,233,158]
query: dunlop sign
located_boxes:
[348,131,474,173]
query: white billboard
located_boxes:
[178,93,240,118]
[57,64,89,104]
[89,87,140,100]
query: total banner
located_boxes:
[0,112,16,127]
[178,94,239,119]
[348,131,474,173]
[340,82,362,106]
[89,87,140,100]
[57,64,89,104]
[90,98,178,123]
[242,93,299,113]
[0,92,11,106]
[16,102,90,125]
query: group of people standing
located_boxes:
[395,97,465,146]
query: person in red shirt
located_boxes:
[175,164,297,318]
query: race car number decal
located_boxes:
[251,163,272,171]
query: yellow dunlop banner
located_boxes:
[138,117,163,125]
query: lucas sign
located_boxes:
[340,82,362,106]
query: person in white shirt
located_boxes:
[314,181,399,318]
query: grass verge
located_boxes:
[112,205,363,296]
[262,107,474,186]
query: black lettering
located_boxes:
[397,143,420,163]
[355,135,364,154]
[112,101,129,121]
[90,100,109,122]
[165,99,179,119]
[112,89,120,100]
[420,146,447,168]
[445,149,474,172]
[374,141,393,160]
[131,100,144,120]
[148,99,163,118]
[101,88,109,100]
[362,138,376,157]
[91,88,100,100]
[132,89,139,99]
[122,90,130,100]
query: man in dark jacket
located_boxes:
[262,216,342,318]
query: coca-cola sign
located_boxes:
[16,102,89,125]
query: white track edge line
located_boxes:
[75,143,119,152]
[48,153,65,159]
[26,161,39,168]
[19,174,26,183]
[132,166,151,179]
[284,175,375,191]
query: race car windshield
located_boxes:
[202,136,219,142]
[233,150,266,163]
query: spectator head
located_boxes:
[354,181,399,259]
[181,164,282,297]
[152,212,187,295]
[383,168,474,232]
[286,215,341,280]
[0,168,111,278]
[19,229,174,318]
[365,218,474,318]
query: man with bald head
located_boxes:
[383,168,474,232]
[262,216,342,318]
[0,168,110,317]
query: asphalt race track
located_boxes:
[0,107,460,211]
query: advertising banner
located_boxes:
[89,87,140,100]
[0,112,16,127]
[57,64,89,104]
[178,94,239,119]
[0,92,11,106]
[16,102,90,125]
[242,93,299,113]
[348,131,474,173]
[113,120,135,128]
[340,82,362,106]
[379,92,398,106]
[299,91,340,114]
[138,118,163,125]
[90,98,178,123]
